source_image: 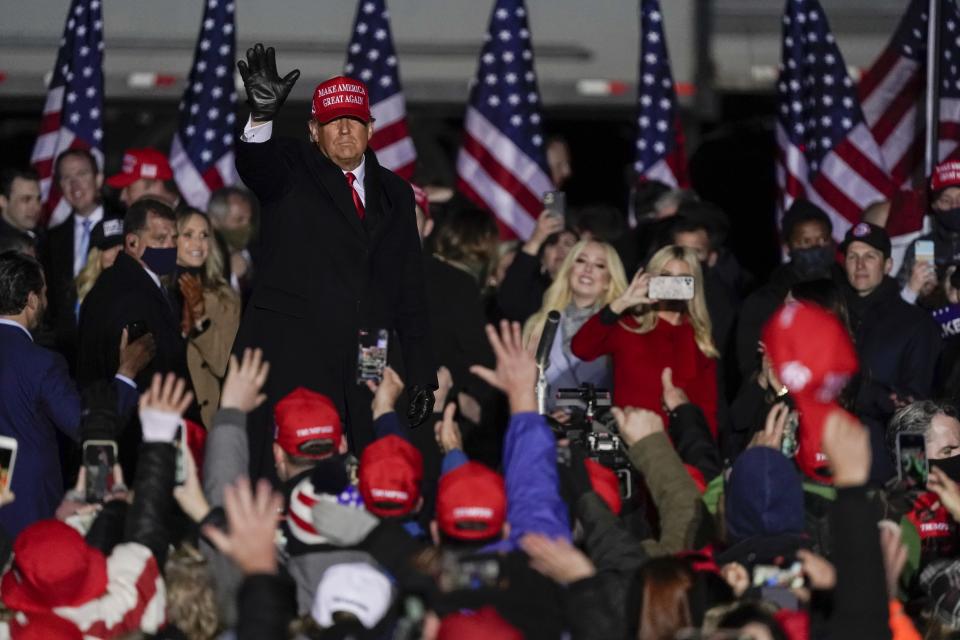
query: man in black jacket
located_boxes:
[233,44,435,479]
[840,222,942,427]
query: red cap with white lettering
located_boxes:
[931,160,960,192]
[358,435,423,517]
[273,387,342,458]
[311,76,372,124]
[436,462,506,541]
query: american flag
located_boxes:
[169,0,240,209]
[776,0,896,240]
[859,0,960,189]
[634,0,688,188]
[456,0,552,239]
[344,0,417,179]
[30,0,105,228]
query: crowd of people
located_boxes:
[5,46,960,639]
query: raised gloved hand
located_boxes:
[407,384,436,428]
[236,43,300,123]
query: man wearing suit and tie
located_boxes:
[0,252,152,538]
[42,149,120,368]
[232,44,436,480]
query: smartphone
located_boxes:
[83,440,117,503]
[752,561,804,589]
[175,425,188,486]
[356,328,389,384]
[439,552,505,592]
[543,191,566,221]
[648,275,695,300]
[125,320,148,343]
[916,240,935,265]
[897,432,928,489]
[0,436,18,495]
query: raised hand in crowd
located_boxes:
[748,402,789,451]
[522,210,565,257]
[139,373,193,443]
[366,365,405,420]
[434,402,463,455]
[609,268,653,314]
[203,476,283,576]
[660,367,689,412]
[220,348,270,413]
[520,533,596,585]
[822,410,871,488]
[236,43,300,123]
[610,406,664,448]
[174,443,210,524]
[117,326,156,380]
[929,466,960,523]
[796,549,837,591]
[906,258,937,298]
[470,320,538,413]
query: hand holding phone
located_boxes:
[648,275,695,300]
[896,432,928,489]
[542,191,566,222]
[356,329,389,384]
[83,440,118,503]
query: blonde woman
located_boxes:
[572,245,720,435]
[523,240,627,411]
[75,219,125,314]
[175,209,240,427]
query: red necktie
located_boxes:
[345,172,365,220]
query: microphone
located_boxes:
[535,310,561,414]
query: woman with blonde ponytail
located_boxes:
[572,245,720,435]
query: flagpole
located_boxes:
[925,0,942,178]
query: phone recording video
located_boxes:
[83,440,117,503]
[897,432,928,489]
[357,328,389,384]
[0,436,18,494]
[648,275,695,300]
[542,190,566,221]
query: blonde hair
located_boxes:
[624,245,719,359]
[75,247,105,306]
[177,210,236,303]
[523,239,628,345]
[164,544,219,639]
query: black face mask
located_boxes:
[938,208,960,233]
[790,245,834,280]
[931,453,960,483]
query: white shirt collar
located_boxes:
[75,205,104,228]
[0,318,32,341]
[142,264,161,289]
[342,155,366,184]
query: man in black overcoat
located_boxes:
[233,44,436,480]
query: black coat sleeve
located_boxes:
[668,403,723,482]
[827,486,891,640]
[394,186,436,388]
[123,442,177,566]
[497,251,546,322]
[234,136,296,205]
[236,573,297,640]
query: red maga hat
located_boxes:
[1,520,108,613]
[438,606,522,640]
[931,160,960,192]
[274,387,343,459]
[311,76,372,124]
[436,462,506,541]
[106,148,173,188]
[359,435,424,518]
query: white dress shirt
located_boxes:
[242,117,367,206]
[73,205,104,276]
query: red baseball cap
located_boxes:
[359,435,424,518]
[585,459,622,515]
[931,160,960,192]
[105,148,173,188]
[436,462,506,541]
[311,76,372,124]
[438,606,522,640]
[274,387,343,458]
[762,302,859,482]
[1,520,108,613]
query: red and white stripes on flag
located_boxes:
[456,0,553,239]
[859,0,960,191]
[344,0,417,179]
[776,0,896,240]
[31,0,105,228]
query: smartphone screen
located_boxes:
[357,329,389,384]
[83,440,117,503]
[897,432,928,489]
[752,561,804,589]
[0,436,17,494]
[542,191,566,220]
[916,240,935,264]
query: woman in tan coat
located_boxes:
[176,209,241,427]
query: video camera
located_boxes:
[553,384,633,500]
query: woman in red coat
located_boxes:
[571,245,720,436]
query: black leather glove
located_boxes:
[407,385,436,428]
[236,43,300,123]
[81,381,119,443]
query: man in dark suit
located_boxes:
[0,252,149,538]
[76,198,192,473]
[233,44,436,479]
[42,149,120,368]
[0,168,43,254]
